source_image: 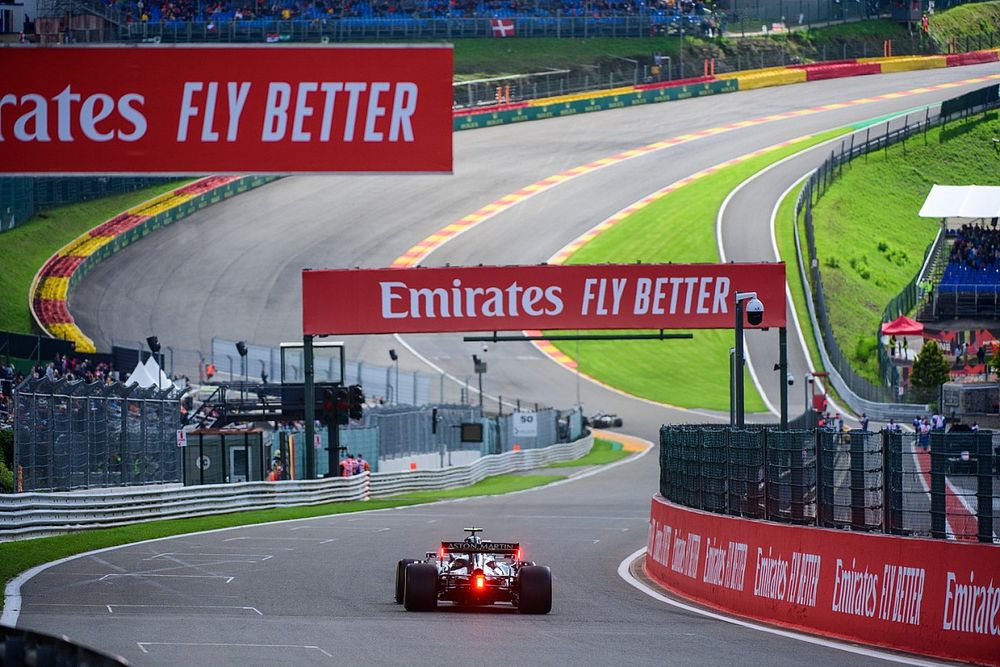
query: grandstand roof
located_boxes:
[919,185,1000,219]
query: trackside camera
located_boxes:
[745,297,764,326]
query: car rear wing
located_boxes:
[441,541,519,556]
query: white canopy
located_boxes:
[125,360,158,388]
[125,357,173,390]
[919,185,1000,219]
[143,356,174,390]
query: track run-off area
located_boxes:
[15,63,1000,665]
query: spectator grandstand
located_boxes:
[940,222,1000,289]
[100,0,714,24]
[932,222,1000,318]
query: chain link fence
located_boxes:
[13,376,184,492]
[660,424,998,541]
[0,176,176,234]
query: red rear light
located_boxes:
[516,548,521,560]
[475,574,485,590]
[439,547,445,559]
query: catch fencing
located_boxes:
[0,433,594,539]
[660,425,998,542]
[796,85,1000,412]
[13,376,184,492]
[0,176,176,234]
[796,112,936,405]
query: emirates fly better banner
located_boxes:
[302,263,786,334]
[0,46,453,174]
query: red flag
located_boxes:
[490,18,515,37]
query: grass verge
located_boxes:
[0,472,563,594]
[547,127,849,412]
[811,112,1000,384]
[930,0,1000,39]
[0,181,189,334]
[545,438,630,467]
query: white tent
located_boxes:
[125,360,158,388]
[143,356,174,391]
[918,185,1000,219]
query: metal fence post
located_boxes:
[791,431,804,522]
[814,429,827,526]
[850,431,866,529]
[930,433,947,539]
[976,433,994,543]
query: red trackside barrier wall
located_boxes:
[794,62,882,81]
[646,496,1000,665]
[946,51,1000,67]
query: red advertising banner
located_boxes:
[646,496,1000,666]
[0,45,452,174]
[302,263,786,335]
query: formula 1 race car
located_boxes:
[585,412,623,428]
[394,528,552,614]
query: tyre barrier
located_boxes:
[0,434,593,539]
[645,495,1000,666]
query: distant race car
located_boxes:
[585,413,623,428]
[394,527,552,614]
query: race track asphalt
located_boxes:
[15,442,908,667]
[19,63,998,665]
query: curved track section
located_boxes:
[27,65,998,665]
[73,66,999,422]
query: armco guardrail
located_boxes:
[646,495,1000,666]
[0,434,593,539]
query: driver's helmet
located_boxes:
[464,535,483,547]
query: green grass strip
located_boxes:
[0,472,563,594]
[0,181,189,334]
[549,128,849,412]
[545,437,630,467]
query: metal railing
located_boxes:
[0,433,593,538]
[660,425,997,542]
[0,175,177,234]
[797,112,937,404]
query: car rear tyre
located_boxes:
[403,563,438,612]
[518,565,552,614]
[395,559,418,604]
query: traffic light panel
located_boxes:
[336,386,349,426]
[322,388,335,426]
[349,384,365,421]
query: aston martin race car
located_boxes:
[394,527,552,614]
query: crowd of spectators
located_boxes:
[948,223,1000,272]
[0,354,121,427]
[101,0,713,24]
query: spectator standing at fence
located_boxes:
[860,413,869,431]
[357,454,370,473]
[206,362,216,382]
[339,453,352,477]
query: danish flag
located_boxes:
[491,18,515,37]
